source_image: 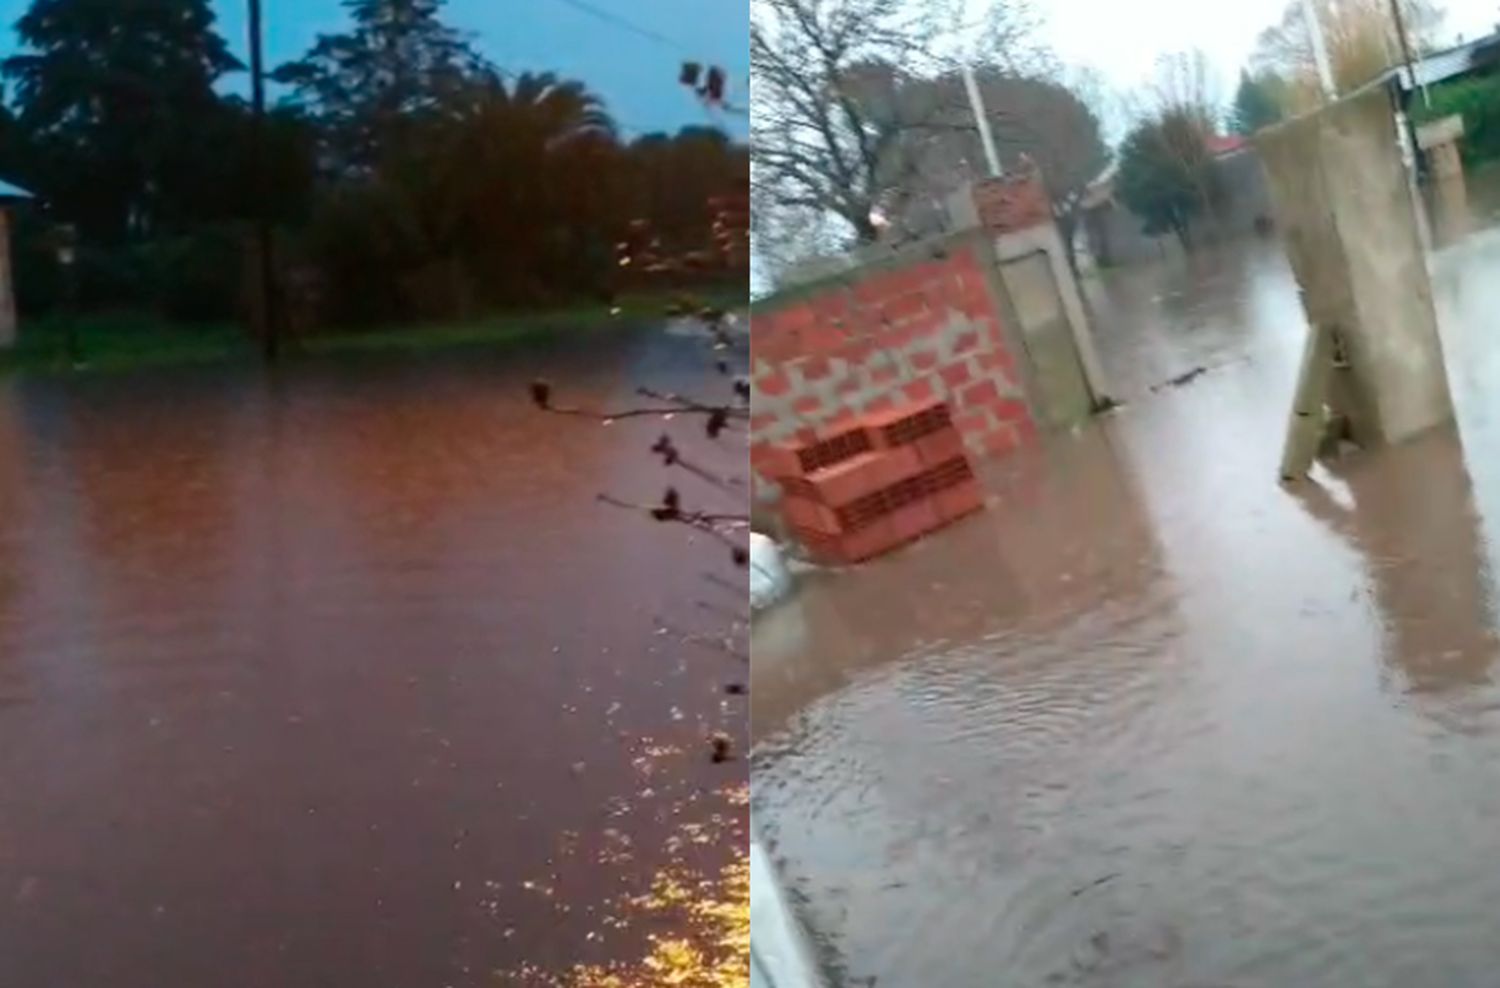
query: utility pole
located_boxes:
[1387,0,1429,108]
[1384,0,1431,248]
[1300,0,1337,100]
[248,0,280,363]
[962,65,1003,178]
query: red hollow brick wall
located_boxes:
[750,242,1036,494]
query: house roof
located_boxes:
[1387,30,1500,91]
[1207,134,1248,158]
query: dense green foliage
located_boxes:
[1410,73,1500,167]
[1116,111,1219,245]
[0,284,743,376]
[1230,71,1285,136]
[0,0,747,339]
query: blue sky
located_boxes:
[0,0,749,140]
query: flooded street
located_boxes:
[752,210,1500,984]
[0,330,746,986]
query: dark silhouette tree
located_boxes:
[627,127,750,257]
[0,0,746,341]
[3,0,241,243]
[411,70,623,306]
[274,0,491,173]
[1230,70,1284,135]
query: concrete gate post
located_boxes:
[1257,86,1453,447]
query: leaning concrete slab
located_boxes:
[1257,86,1453,447]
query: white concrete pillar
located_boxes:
[1257,86,1453,446]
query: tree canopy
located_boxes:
[273,0,491,173]
[1249,0,1444,112]
[3,0,242,242]
[1230,71,1285,135]
[1116,110,1218,247]
[889,71,1109,261]
[0,0,748,330]
[750,0,1045,247]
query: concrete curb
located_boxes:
[750,840,827,988]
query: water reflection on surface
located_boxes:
[752,216,1500,986]
[0,332,746,987]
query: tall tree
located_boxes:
[1144,49,1223,128]
[3,0,241,242]
[1116,110,1218,248]
[627,127,749,253]
[306,68,628,320]
[1230,70,1285,134]
[274,0,491,172]
[888,72,1109,267]
[1250,0,1444,111]
[1134,50,1225,230]
[750,0,1042,245]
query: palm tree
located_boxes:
[462,70,617,148]
[419,71,620,300]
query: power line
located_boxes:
[543,0,691,54]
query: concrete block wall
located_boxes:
[750,238,1036,495]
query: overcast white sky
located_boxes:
[1036,0,1500,101]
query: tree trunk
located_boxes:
[1057,211,1080,275]
[1174,215,1192,251]
[844,205,879,243]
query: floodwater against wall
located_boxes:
[0,331,746,987]
[752,227,1500,987]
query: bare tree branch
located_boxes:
[750,0,1043,250]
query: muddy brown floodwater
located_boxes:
[0,328,746,987]
[752,221,1500,986]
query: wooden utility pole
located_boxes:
[248,0,280,362]
[1300,0,1337,100]
[1387,0,1428,108]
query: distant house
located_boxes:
[1378,30,1500,175]
[1384,30,1500,97]
[0,178,33,348]
[1206,136,1274,237]
[1078,163,1175,268]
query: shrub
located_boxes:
[1412,73,1500,166]
[136,229,243,323]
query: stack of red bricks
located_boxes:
[760,400,986,564]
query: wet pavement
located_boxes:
[751,213,1500,985]
[0,329,747,986]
